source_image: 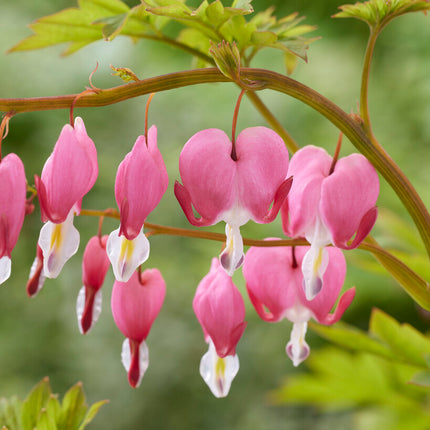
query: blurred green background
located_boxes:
[0,0,429,429]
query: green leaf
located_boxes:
[58,383,87,430]
[334,0,430,30]
[77,400,109,430]
[21,377,52,430]
[92,13,129,40]
[9,0,130,55]
[0,397,22,430]
[370,309,430,368]
[45,395,61,425]
[35,409,57,430]
[142,0,192,19]
[284,51,298,75]
[310,321,396,361]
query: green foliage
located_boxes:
[272,310,430,429]
[334,0,430,30]
[0,378,107,430]
[9,0,317,71]
[310,309,430,382]
[271,347,430,430]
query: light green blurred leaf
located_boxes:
[311,309,430,370]
[9,0,130,55]
[21,377,52,430]
[0,397,22,430]
[35,409,57,430]
[77,400,109,430]
[410,370,430,387]
[370,309,430,368]
[58,383,87,430]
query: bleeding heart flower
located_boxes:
[0,153,26,284]
[175,127,291,276]
[76,235,110,334]
[243,242,355,367]
[107,126,168,282]
[193,258,247,398]
[111,268,166,388]
[281,145,379,300]
[35,117,98,279]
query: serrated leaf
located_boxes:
[250,30,277,45]
[92,13,128,40]
[9,0,130,55]
[21,378,52,430]
[370,309,430,368]
[77,400,108,430]
[58,383,87,430]
[334,0,430,29]
[143,0,192,19]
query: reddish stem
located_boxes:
[145,93,156,144]
[231,89,246,161]
[329,131,343,175]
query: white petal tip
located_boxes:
[76,287,102,335]
[121,338,149,388]
[107,228,150,282]
[199,340,239,398]
[0,256,11,285]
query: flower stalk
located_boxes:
[1,67,429,256]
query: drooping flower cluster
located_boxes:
[4,95,378,396]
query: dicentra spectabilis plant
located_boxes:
[0,0,429,425]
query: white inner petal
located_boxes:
[38,210,80,279]
[107,227,150,283]
[301,245,329,300]
[76,287,103,334]
[0,256,11,285]
[219,223,244,276]
[286,321,310,367]
[121,338,149,388]
[199,339,240,398]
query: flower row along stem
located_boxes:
[1,67,429,257]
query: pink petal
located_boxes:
[243,243,299,322]
[178,129,236,224]
[115,133,168,240]
[0,154,26,256]
[111,269,166,342]
[313,287,356,325]
[82,235,110,290]
[235,127,289,222]
[281,146,332,238]
[193,258,246,358]
[320,153,379,248]
[26,245,45,297]
[39,119,98,223]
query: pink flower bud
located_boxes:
[111,269,166,388]
[77,235,110,334]
[243,243,355,367]
[175,127,291,275]
[0,153,26,284]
